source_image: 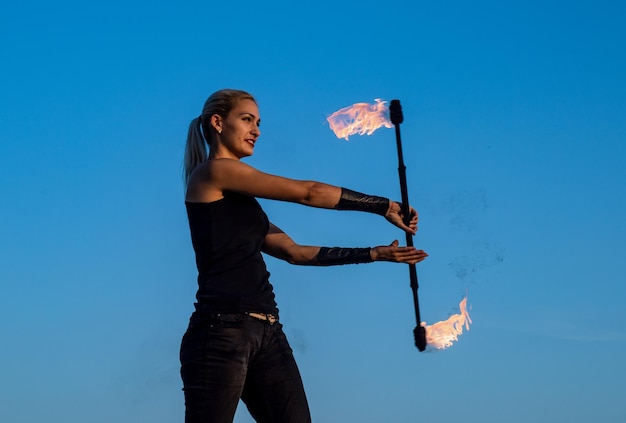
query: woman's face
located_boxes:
[215,99,261,159]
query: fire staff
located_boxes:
[180,88,428,423]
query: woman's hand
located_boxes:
[385,201,418,234]
[371,240,428,264]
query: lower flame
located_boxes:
[326,99,392,140]
[424,297,472,350]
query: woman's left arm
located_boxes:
[262,223,428,266]
[262,223,320,265]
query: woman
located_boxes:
[180,89,428,423]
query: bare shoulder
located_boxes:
[190,159,255,184]
[186,159,262,202]
[206,158,257,176]
[189,158,315,203]
[185,159,230,202]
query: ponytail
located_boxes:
[183,117,207,186]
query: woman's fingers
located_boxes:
[395,248,428,264]
[374,242,428,264]
[386,202,420,234]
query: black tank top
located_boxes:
[185,191,278,314]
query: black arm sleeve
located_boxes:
[335,188,390,216]
[316,247,373,266]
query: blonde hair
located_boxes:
[183,89,256,185]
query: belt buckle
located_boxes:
[248,312,277,325]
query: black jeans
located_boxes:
[180,312,311,423]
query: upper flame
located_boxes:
[424,297,472,350]
[326,99,393,140]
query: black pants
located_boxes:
[180,313,311,423]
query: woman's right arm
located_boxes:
[187,158,417,234]
[202,158,341,206]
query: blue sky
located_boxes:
[1,0,625,422]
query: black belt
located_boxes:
[203,312,278,325]
[246,312,278,324]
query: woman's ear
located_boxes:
[210,114,223,134]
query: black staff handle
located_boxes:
[390,99,427,352]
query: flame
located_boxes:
[423,297,472,350]
[326,99,393,140]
